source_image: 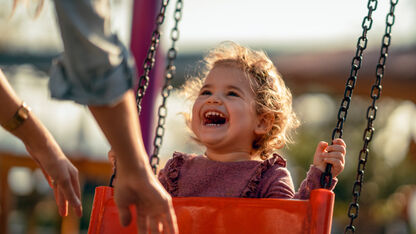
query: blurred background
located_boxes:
[0,0,415,233]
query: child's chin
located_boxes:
[200,135,226,145]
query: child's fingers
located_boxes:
[323,158,344,171]
[326,144,346,155]
[322,151,345,163]
[332,138,346,147]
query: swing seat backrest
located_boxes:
[88,186,334,234]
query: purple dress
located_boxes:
[158,152,337,199]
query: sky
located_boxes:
[0,0,415,54]
[170,0,416,52]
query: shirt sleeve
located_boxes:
[49,0,135,105]
[294,165,338,200]
[260,166,296,199]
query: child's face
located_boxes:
[191,65,263,154]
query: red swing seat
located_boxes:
[88,186,334,234]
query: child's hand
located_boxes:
[313,138,346,178]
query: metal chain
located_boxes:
[345,1,398,232]
[150,0,183,175]
[320,0,378,189]
[136,0,170,114]
[109,0,172,187]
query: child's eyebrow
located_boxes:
[227,85,244,94]
[201,84,212,90]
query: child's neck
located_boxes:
[204,149,261,162]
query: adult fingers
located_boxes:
[163,207,179,234]
[58,176,82,216]
[56,186,69,216]
[149,217,162,234]
[136,213,148,234]
[70,168,83,217]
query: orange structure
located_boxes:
[0,153,113,234]
[88,186,334,234]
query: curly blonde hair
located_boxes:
[182,42,300,159]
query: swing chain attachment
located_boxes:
[150,0,183,175]
[320,0,379,190]
[345,0,398,233]
[136,0,170,114]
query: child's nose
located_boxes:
[207,95,222,104]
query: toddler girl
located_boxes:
[111,42,346,199]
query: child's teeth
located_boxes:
[205,111,224,118]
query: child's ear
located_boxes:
[254,113,274,135]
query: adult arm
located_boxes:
[0,69,82,217]
[89,91,178,234]
[50,1,178,232]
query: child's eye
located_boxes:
[227,91,239,97]
[200,90,212,95]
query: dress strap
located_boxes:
[240,153,286,198]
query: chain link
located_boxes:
[150,0,183,175]
[136,0,170,114]
[320,0,378,189]
[345,0,398,233]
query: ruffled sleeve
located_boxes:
[294,165,338,199]
[158,152,186,197]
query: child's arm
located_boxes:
[262,139,346,199]
[294,138,346,199]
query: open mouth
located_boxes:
[203,111,227,126]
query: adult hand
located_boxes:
[114,163,178,234]
[313,138,346,178]
[26,144,82,217]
